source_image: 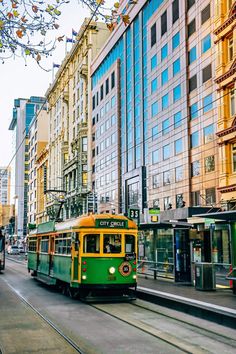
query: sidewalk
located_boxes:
[137,274,236,328]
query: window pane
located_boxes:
[203,93,213,113]
[175,166,183,182]
[202,34,211,53]
[175,138,183,154]
[151,101,158,116]
[174,111,182,128]
[190,131,199,148]
[172,32,180,50]
[191,160,200,177]
[202,64,212,83]
[162,93,169,110]
[151,23,157,47]
[188,19,196,37]
[188,46,197,64]
[172,0,179,24]
[104,234,121,253]
[151,55,157,70]
[173,84,181,102]
[161,44,168,61]
[201,4,210,24]
[205,156,215,172]
[204,124,214,143]
[162,118,170,134]
[84,234,100,253]
[189,75,197,92]
[152,149,159,164]
[173,58,180,76]
[163,144,170,159]
[161,10,167,36]
[152,125,158,140]
[151,78,158,93]
[190,103,198,120]
[161,68,168,85]
[163,170,171,185]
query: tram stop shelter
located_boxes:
[196,210,236,293]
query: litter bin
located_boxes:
[195,262,216,291]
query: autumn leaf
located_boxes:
[25,49,31,55]
[122,14,130,26]
[106,23,114,32]
[53,23,59,29]
[36,53,41,62]
[96,0,105,4]
[57,35,64,42]
[12,2,18,8]
[0,20,4,30]
[7,12,14,19]
[13,10,20,17]
[114,2,120,8]
[21,16,28,23]
[0,42,3,48]
[32,5,38,13]
[16,29,24,38]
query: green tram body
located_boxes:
[0,234,5,271]
[28,214,138,300]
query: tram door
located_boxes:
[174,229,191,282]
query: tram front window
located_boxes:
[103,234,121,253]
[125,235,135,253]
[84,234,100,253]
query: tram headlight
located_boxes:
[109,266,116,274]
[133,275,137,279]
[82,275,87,280]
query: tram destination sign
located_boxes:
[96,219,128,228]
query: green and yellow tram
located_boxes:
[0,231,5,271]
[28,214,138,300]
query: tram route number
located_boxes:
[125,253,136,261]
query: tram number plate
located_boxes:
[108,275,116,280]
[125,253,136,261]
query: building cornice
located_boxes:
[214,3,236,37]
[215,59,236,84]
[218,184,236,193]
[217,119,236,138]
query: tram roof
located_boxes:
[35,214,137,234]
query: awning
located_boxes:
[195,210,236,222]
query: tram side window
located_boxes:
[125,235,135,253]
[83,234,100,253]
[103,234,121,253]
[29,240,37,252]
[40,237,49,253]
[55,234,71,255]
[0,237,4,252]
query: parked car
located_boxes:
[8,245,20,255]
[18,245,24,253]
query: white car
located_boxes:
[7,245,20,255]
[18,245,24,253]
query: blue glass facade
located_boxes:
[91,0,165,211]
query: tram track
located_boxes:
[2,277,86,354]
[90,300,236,354]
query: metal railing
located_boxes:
[137,259,174,279]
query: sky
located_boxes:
[0,1,113,168]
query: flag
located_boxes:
[53,63,60,68]
[72,29,78,37]
[66,37,75,43]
